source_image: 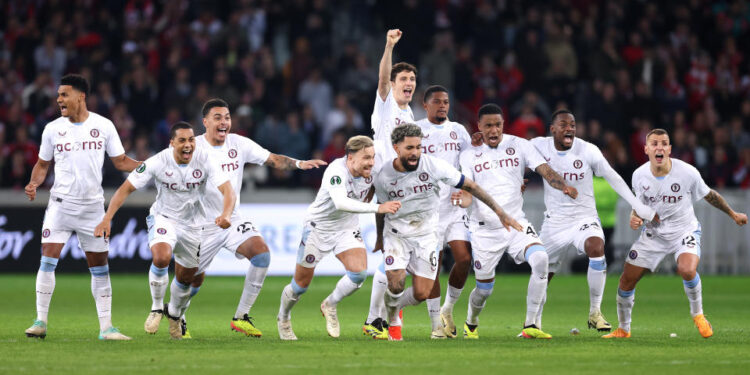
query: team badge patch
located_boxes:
[628,250,638,260]
[136,164,146,173]
[671,183,680,192]
[506,147,515,155]
[192,169,203,179]
[474,260,482,270]
[305,254,316,263]
[157,228,167,235]
[450,131,457,140]
[228,149,238,158]
[90,129,99,138]
[365,176,373,184]
[574,160,583,169]
[42,229,50,238]
[419,172,429,182]
[385,255,394,265]
[330,176,342,185]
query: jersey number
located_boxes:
[237,222,256,234]
[526,226,539,238]
[682,235,697,248]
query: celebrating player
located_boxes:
[530,110,656,332]
[24,74,139,341]
[363,28,418,339]
[152,99,326,338]
[455,104,577,339]
[413,85,472,338]
[95,122,235,340]
[277,136,401,340]
[603,129,747,339]
[377,123,522,341]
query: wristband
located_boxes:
[295,160,302,169]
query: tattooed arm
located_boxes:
[704,189,748,226]
[264,153,327,170]
[535,163,578,199]
[461,178,523,232]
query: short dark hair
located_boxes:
[478,103,503,120]
[390,62,417,81]
[202,98,229,118]
[550,109,574,123]
[646,128,669,140]
[423,85,448,103]
[391,123,422,145]
[60,74,90,96]
[170,121,194,139]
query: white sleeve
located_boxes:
[105,120,126,157]
[371,89,393,142]
[459,150,474,179]
[522,139,546,170]
[691,166,711,202]
[325,165,379,213]
[127,155,156,189]
[594,148,655,220]
[38,126,53,161]
[239,135,271,165]
[207,154,230,188]
[457,124,472,151]
[431,156,463,188]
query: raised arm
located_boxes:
[215,181,236,229]
[25,159,51,201]
[377,29,402,101]
[461,178,523,232]
[264,153,327,170]
[704,189,748,226]
[597,162,655,220]
[110,154,141,172]
[535,163,578,199]
[95,180,137,238]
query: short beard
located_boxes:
[400,155,419,171]
[435,116,447,123]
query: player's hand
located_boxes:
[94,220,111,239]
[373,238,384,253]
[378,201,401,214]
[499,212,524,232]
[25,183,37,201]
[386,29,402,47]
[450,192,464,207]
[298,159,327,169]
[630,213,643,230]
[471,132,484,146]
[634,205,656,222]
[652,213,660,223]
[215,215,231,229]
[563,185,578,199]
[520,179,529,194]
[732,212,748,226]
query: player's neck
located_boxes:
[205,132,225,147]
[553,140,571,152]
[396,100,410,110]
[650,158,672,177]
[346,160,360,178]
[68,108,89,124]
[427,117,446,125]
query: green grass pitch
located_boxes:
[1,273,748,374]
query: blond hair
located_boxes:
[345,135,374,155]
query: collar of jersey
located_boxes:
[427,119,447,128]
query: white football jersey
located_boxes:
[38,112,125,204]
[415,118,471,222]
[127,146,230,225]
[197,134,270,223]
[374,154,463,236]
[371,88,414,160]
[531,137,608,221]
[459,135,546,230]
[632,158,710,240]
[306,157,378,231]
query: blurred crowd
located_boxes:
[1,0,750,191]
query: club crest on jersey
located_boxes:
[90,129,100,138]
[192,169,203,179]
[474,260,482,270]
[506,147,515,155]
[330,176,342,185]
[419,172,429,182]
[574,160,583,169]
[157,228,167,235]
[42,229,50,238]
[450,131,457,140]
[228,149,238,159]
[671,183,680,192]
[136,164,146,173]
[628,250,638,260]
[365,176,373,184]
[385,255,394,265]
[305,254,316,263]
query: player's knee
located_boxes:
[677,264,696,280]
[152,255,171,268]
[346,270,367,285]
[291,279,308,295]
[39,256,59,272]
[387,280,404,295]
[413,288,430,302]
[250,252,271,268]
[191,272,205,287]
[453,251,472,266]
